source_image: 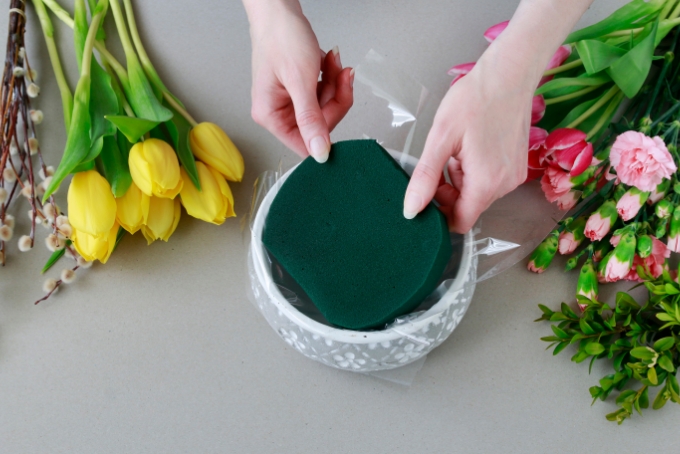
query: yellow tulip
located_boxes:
[129,138,183,198]
[141,196,181,245]
[189,122,244,182]
[67,170,117,238]
[115,182,150,234]
[72,221,119,264]
[179,162,235,225]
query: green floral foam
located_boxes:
[263,139,452,330]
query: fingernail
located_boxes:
[310,136,330,163]
[403,192,423,219]
[349,68,355,88]
[332,45,341,67]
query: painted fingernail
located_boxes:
[310,136,330,163]
[403,192,423,219]
[332,45,341,67]
[350,68,355,88]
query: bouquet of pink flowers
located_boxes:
[453,0,680,423]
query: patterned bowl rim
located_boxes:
[251,150,475,344]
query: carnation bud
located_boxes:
[577,259,599,311]
[0,225,13,241]
[39,166,54,180]
[565,256,579,271]
[30,109,43,125]
[637,235,653,258]
[656,200,673,219]
[18,235,32,252]
[60,268,76,284]
[3,214,15,229]
[0,187,7,204]
[527,231,559,273]
[668,206,680,252]
[656,217,670,238]
[614,184,627,201]
[76,256,93,268]
[12,67,24,77]
[3,167,17,182]
[28,137,39,155]
[42,278,58,294]
[26,83,39,98]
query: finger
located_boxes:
[286,76,331,163]
[449,188,490,234]
[321,67,354,131]
[403,125,460,219]
[434,183,459,207]
[319,46,343,107]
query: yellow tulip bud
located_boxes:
[141,196,181,245]
[179,162,235,225]
[190,122,244,182]
[129,138,183,198]
[67,170,117,238]
[72,221,119,264]
[115,182,150,234]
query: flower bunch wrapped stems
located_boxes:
[454,0,680,423]
[3,0,244,302]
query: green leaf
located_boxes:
[616,389,637,404]
[41,243,69,274]
[579,318,596,335]
[553,341,569,356]
[630,347,656,360]
[113,226,126,252]
[576,40,627,74]
[535,74,611,97]
[564,0,664,43]
[163,100,200,190]
[561,302,578,319]
[657,313,675,322]
[585,342,605,356]
[73,0,88,69]
[549,312,569,322]
[659,355,675,373]
[665,283,680,295]
[648,366,659,385]
[106,115,160,143]
[653,337,675,352]
[616,292,640,310]
[653,387,669,409]
[640,386,650,409]
[552,325,569,340]
[607,21,658,98]
[97,136,132,198]
[122,54,172,123]
[538,304,554,316]
[88,61,119,142]
[44,75,93,201]
[572,350,590,363]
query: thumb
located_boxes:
[287,80,331,163]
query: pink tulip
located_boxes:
[532,95,546,125]
[610,131,677,192]
[483,20,510,42]
[526,127,548,181]
[541,128,594,177]
[558,231,580,255]
[447,62,475,85]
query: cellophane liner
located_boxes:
[245,50,564,385]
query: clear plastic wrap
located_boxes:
[245,50,563,383]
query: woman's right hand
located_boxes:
[244,0,354,162]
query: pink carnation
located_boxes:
[624,238,670,281]
[610,131,677,192]
[584,213,612,241]
[558,231,580,255]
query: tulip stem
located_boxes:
[32,0,73,131]
[543,59,582,77]
[544,85,602,106]
[163,93,198,127]
[41,0,130,87]
[661,0,677,21]
[566,85,621,130]
[80,0,109,80]
[586,91,625,141]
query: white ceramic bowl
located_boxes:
[248,151,477,372]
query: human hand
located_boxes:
[245,1,353,162]
[404,54,534,233]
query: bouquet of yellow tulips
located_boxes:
[2,0,244,302]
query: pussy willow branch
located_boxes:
[0,0,58,264]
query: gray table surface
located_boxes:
[2,0,675,452]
